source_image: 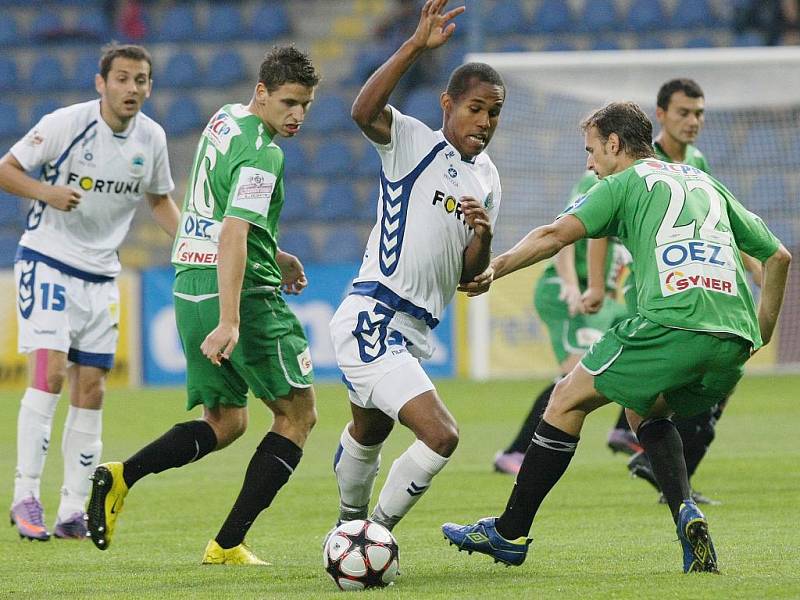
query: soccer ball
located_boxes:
[323,519,399,591]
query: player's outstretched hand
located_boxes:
[45,185,81,211]
[580,287,604,314]
[559,283,583,316]
[277,250,308,295]
[201,322,239,366]
[410,0,465,50]
[460,197,492,239]
[458,263,494,297]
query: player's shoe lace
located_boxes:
[677,500,719,574]
[86,462,128,550]
[442,517,531,566]
[10,495,50,541]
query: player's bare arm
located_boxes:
[276,249,308,295]
[350,0,464,144]
[0,152,81,211]
[582,237,609,314]
[553,244,583,316]
[460,196,492,283]
[756,244,791,346]
[200,216,249,366]
[146,192,180,237]
[741,251,763,288]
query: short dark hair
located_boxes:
[258,46,320,93]
[656,78,704,111]
[581,101,655,160]
[445,62,505,101]
[99,43,153,80]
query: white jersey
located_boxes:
[11,99,174,278]
[351,106,501,346]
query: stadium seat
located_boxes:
[78,8,110,39]
[205,4,243,41]
[636,35,668,49]
[440,42,466,79]
[72,52,101,90]
[496,42,529,53]
[732,32,765,47]
[750,174,789,214]
[281,141,311,176]
[0,101,23,141]
[317,182,361,221]
[281,182,313,222]
[162,52,201,88]
[0,13,19,45]
[206,50,247,88]
[591,38,622,51]
[29,100,61,128]
[318,224,366,264]
[542,39,578,52]
[354,140,382,177]
[0,230,19,267]
[278,227,316,261]
[345,42,394,85]
[684,36,716,48]
[162,97,204,137]
[0,57,19,92]
[625,0,665,32]
[671,0,719,29]
[304,95,352,133]
[576,0,618,33]
[29,13,64,41]
[529,0,573,33]
[29,55,65,92]
[0,189,24,231]
[312,140,355,178]
[153,4,196,42]
[250,1,291,40]
[484,0,526,35]
[402,86,443,130]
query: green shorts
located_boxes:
[581,315,751,417]
[174,270,313,410]
[534,277,629,365]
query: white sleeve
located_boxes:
[9,113,71,172]
[368,105,440,181]
[146,127,175,194]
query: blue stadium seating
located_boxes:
[305,95,352,133]
[29,100,61,128]
[685,35,716,48]
[484,0,526,35]
[0,13,19,45]
[625,0,665,32]
[278,227,316,261]
[750,174,789,214]
[732,32,765,47]
[281,182,312,222]
[0,57,19,92]
[29,13,64,41]
[205,4,243,41]
[576,0,619,33]
[154,4,196,42]
[529,0,573,33]
[496,42,529,53]
[78,8,110,39]
[72,52,100,90]
[0,230,19,267]
[29,55,65,92]
[162,52,201,88]
[206,50,247,88]
[354,140,382,177]
[0,101,23,141]
[591,38,622,51]
[542,39,578,52]
[401,86,442,130]
[440,42,466,78]
[162,97,204,136]
[636,35,667,49]
[250,1,291,40]
[317,182,361,221]
[312,140,355,177]
[671,0,719,28]
[318,225,366,264]
[0,188,24,231]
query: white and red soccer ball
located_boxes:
[323,519,399,591]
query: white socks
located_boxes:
[58,406,102,520]
[335,426,382,519]
[14,388,60,504]
[373,439,449,530]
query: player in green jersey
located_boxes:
[86,47,321,565]
[444,101,791,573]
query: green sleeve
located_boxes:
[726,196,781,262]
[223,144,284,230]
[564,178,623,238]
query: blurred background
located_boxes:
[0,0,797,386]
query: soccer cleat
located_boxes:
[493,451,524,475]
[442,517,531,566]
[659,490,722,506]
[627,450,661,492]
[53,511,88,540]
[201,539,270,565]
[608,428,643,455]
[86,462,128,551]
[9,496,50,541]
[677,500,719,574]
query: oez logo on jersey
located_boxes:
[656,239,737,297]
[181,213,221,242]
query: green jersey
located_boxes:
[172,103,285,288]
[566,158,780,348]
[543,171,615,290]
[654,141,710,174]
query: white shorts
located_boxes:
[330,295,435,421]
[15,259,120,369]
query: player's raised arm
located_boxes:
[350,0,464,144]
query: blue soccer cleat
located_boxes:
[442,517,531,566]
[677,500,719,574]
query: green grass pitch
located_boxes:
[1,376,798,598]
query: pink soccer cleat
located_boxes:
[53,512,89,540]
[493,451,525,475]
[10,496,50,541]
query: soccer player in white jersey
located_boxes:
[329,0,504,532]
[0,44,178,541]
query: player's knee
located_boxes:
[421,423,459,457]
